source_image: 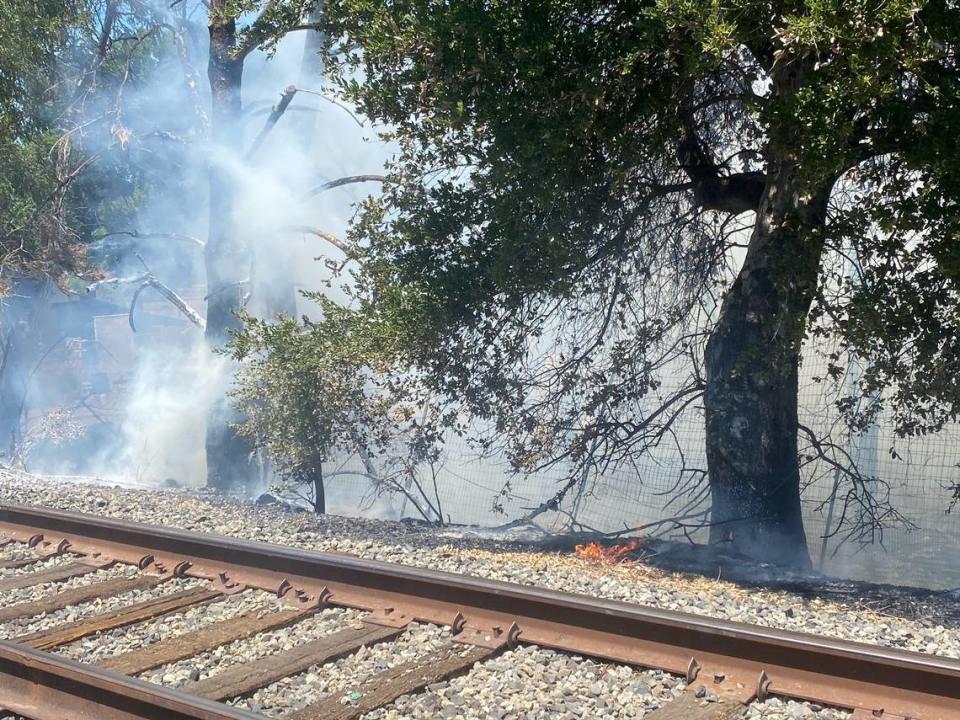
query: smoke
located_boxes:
[15,4,391,494]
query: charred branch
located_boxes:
[87,274,205,331]
[304,174,387,198]
[246,84,298,160]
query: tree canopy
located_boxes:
[296,0,960,565]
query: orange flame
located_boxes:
[574,538,645,565]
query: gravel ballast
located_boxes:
[0,471,952,719]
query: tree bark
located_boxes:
[703,60,836,569]
[704,152,830,569]
[204,6,256,491]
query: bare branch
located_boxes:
[303,174,387,199]
[88,274,205,331]
[246,84,298,160]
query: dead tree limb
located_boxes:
[303,174,387,199]
[87,274,205,331]
[246,84,298,160]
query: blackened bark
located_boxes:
[312,462,325,514]
[703,64,834,569]
[704,156,830,569]
[205,6,256,491]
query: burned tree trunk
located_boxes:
[703,154,830,569]
[204,7,256,491]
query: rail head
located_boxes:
[1,502,958,719]
[0,640,263,720]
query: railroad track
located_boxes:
[0,503,956,720]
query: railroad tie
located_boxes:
[0,573,163,624]
[185,623,404,702]
[287,641,498,720]
[643,693,747,719]
[0,557,41,571]
[16,584,219,650]
[0,562,97,592]
[100,603,312,675]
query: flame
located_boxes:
[574,538,645,565]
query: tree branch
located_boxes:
[246,84,298,159]
[677,97,766,215]
[303,174,387,198]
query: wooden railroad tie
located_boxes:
[16,585,218,651]
[289,641,498,720]
[101,603,313,676]
[185,623,404,702]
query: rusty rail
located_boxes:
[0,640,262,720]
[0,502,958,720]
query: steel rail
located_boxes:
[0,640,263,720]
[0,502,958,720]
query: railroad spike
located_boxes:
[756,669,771,702]
[686,657,701,684]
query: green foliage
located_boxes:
[230,309,391,477]
[310,0,960,487]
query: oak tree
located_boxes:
[317,0,960,566]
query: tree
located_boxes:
[229,304,448,521]
[317,0,960,566]
[0,1,164,455]
[203,0,339,491]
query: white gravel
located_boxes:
[0,472,949,719]
[0,542,40,563]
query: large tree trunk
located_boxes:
[704,151,830,569]
[204,8,256,491]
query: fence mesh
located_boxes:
[325,340,960,592]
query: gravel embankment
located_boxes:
[0,471,950,719]
[1,473,952,659]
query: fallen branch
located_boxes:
[88,274,205,331]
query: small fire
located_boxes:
[574,538,646,565]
